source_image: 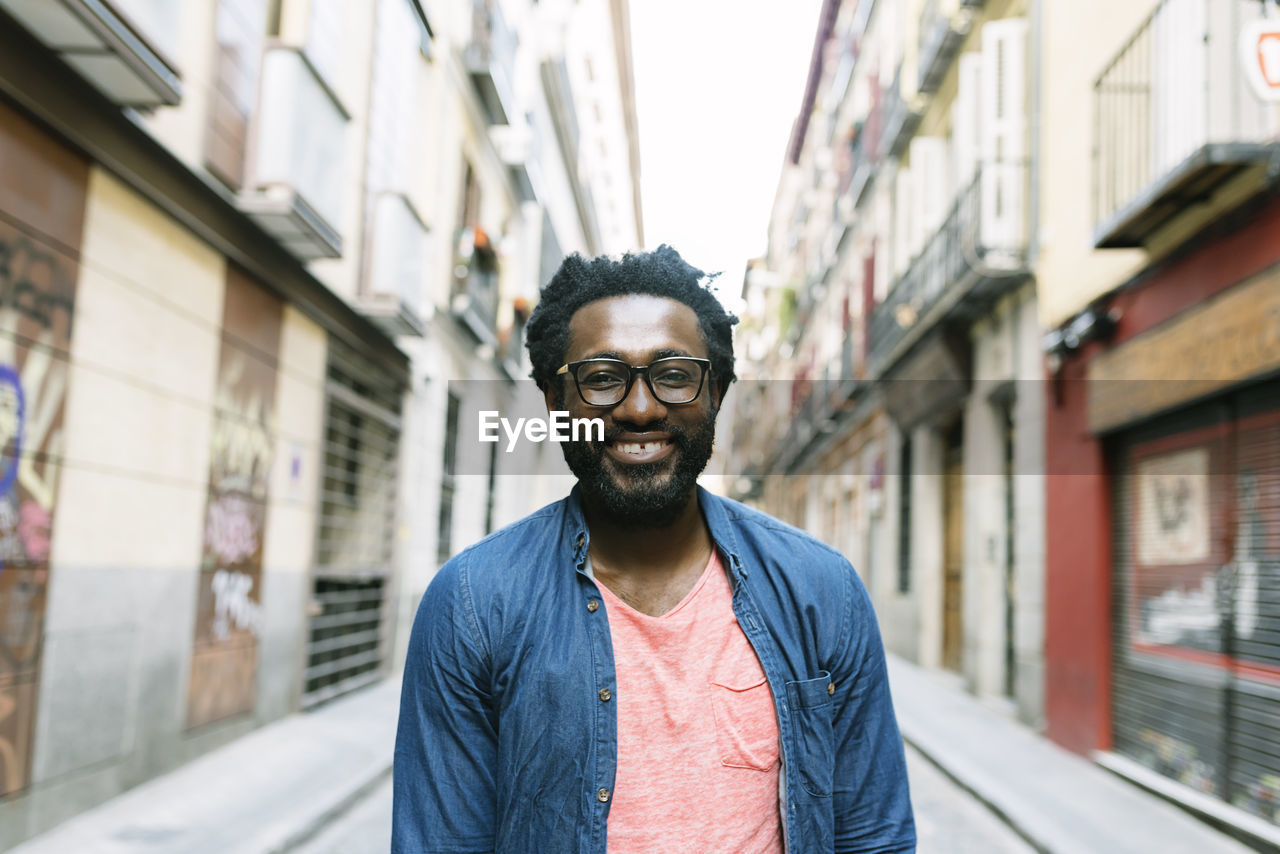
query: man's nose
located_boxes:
[612,373,667,424]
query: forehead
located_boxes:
[566,294,705,361]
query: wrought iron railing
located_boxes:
[1093,0,1279,245]
[878,66,922,160]
[918,0,972,94]
[869,164,1029,368]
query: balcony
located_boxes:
[878,67,923,160]
[768,373,863,474]
[868,165,1030,374]
[358,194,427,337]
[490,120,537,202]
[839,106,882,224]
[917,0,976,94]
[238,47,347,260]
[0,0,181,107]
[1093,0,1280,248]
[465,0,517,125]
[451,226,500,349]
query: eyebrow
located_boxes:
[577,347,699,362]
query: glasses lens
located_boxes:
[649,358,704,403]
[576,360,629,405]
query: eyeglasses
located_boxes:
[556,357,712,406]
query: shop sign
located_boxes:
[1241,18,1280,102]
[1087,267,1280,433]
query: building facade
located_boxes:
[0,0,639,846]
[1040,0,1280,842]
[734,0,1280,843]
[732,0,1046,728]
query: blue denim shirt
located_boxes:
[393,485,915,853]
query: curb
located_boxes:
[271,763,394,854]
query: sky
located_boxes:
[628,0,825,311]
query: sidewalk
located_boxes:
[10,679,401,854]
[888,655,1256,854]
[10,658,1264,854]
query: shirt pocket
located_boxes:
[708,673,780,771]
[785,672,835,798]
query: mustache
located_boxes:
[601,422,689,444]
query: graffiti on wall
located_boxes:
[186,268,281,729]
[0,97,86,796]
[0,233,78,794]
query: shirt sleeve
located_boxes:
[392,555,498,854]
[832,559,917,853]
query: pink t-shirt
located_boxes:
[595,549,784,853]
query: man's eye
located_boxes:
[581,371,625,387]
[654,370,694,385]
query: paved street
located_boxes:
[296,746,1032,853]
[294,776,392,854]
[907,747,1034,854]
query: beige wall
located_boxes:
[51,168,224,572]
[261,305,327,576]
[1036,0,1150,328]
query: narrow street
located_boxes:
[295,746,1032,853]
[906,748,1033,854]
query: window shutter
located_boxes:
[911,136,950,243]
[893,166,914,279]
[952,52,982,194]
[980,18,1027,257]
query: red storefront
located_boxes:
[1046,193,1280,830]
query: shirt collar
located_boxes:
[564,483,746,581]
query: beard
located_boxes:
[557,395,717,528]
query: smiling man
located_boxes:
[392,246,916,853]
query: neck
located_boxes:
[582,487,711,579]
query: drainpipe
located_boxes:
[1028,0,1043,270]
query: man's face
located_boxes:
[547,294,720,527]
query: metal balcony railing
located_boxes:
[1093,0,1280,248]
[878,66,923,160]
[452,259,500,349]
[465,0,517,124]
[918,0,973,94]
[869,164,1030,372]
[844,103,882,213]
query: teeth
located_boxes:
[616,440,669,455]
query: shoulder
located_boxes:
[412,495,572,656]
[704,490,875,650]
[421,494,572,617]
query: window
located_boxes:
[897,436,913,594]
[437,393,460,564]
[206,0,268,188]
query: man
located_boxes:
[393,246,915,852]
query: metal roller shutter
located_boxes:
[1111,377,1280,825]
[302,337,403,709]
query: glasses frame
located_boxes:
[556,356,713,407]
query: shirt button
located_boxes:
[587,599,599,612]
[599,688,612,702]
[828,682,836,696]
[575,533,586,548]
[597,788,611,802]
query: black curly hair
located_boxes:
[525,245,739,400]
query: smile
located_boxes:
[605,437,675,465]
